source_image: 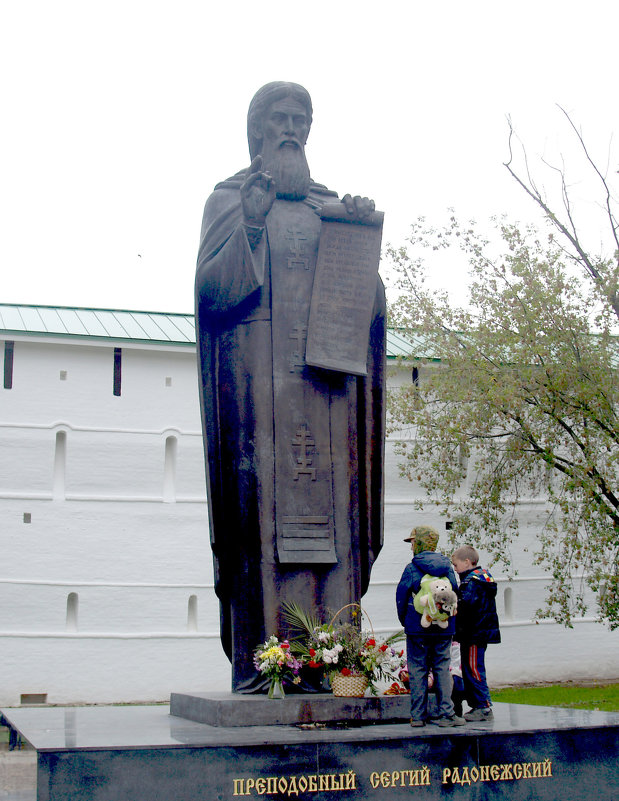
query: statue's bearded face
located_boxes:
[258,98,311,200]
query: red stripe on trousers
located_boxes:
[469,645,482,682]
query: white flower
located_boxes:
[317,631,330,644]
[322,646,342,664]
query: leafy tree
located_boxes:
[386,211,619,628]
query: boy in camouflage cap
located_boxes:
[396,525,464,727]
[407,525,439,554]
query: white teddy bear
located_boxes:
[413,574,458,628]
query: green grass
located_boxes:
[491,682,619,712]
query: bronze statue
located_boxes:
[195,82,385,691]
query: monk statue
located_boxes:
[195,81,385,691]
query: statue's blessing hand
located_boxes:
[241,156,276,227]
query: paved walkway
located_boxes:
[0,746,36,801]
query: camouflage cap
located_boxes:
[403,525,440,554]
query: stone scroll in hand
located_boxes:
[305,203,384,375]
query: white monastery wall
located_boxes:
[1,335,228,704]
[0,334,617,706]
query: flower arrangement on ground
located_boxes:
[282,603,406,696]
[253,635,304,698]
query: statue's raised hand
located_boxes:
[342,194,375,221]
[241,156,276,227]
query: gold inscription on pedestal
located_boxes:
[232,759,554,796]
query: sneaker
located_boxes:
[436,715,466,727]
[409,719,426,728]
[464,707,493,721]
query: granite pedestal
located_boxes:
[1,702,617,801]
[169,691,411,727]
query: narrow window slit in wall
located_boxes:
[113,347,122,396]
[504,586,514,621]
[458,445,468,472]
[4,340,14,389]
[64,709,77,747]
[66,592,79,632]
[412,366,419,386]
[165,377,172,387]
[188,595,198,631]
[59,370,67,381]
[53,431,67,500]
[23,513,31,524]
[163,435,178,502]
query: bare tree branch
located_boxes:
[504,115,619,319]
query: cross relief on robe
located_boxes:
[285,226,309,270]
[288,323,308,372]
[291,424,317,480]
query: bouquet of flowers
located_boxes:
[253,635,304,698]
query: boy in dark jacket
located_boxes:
[396,526,464,727]
[452,545,501,721]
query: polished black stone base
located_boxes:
[170,691,410,726]
[1,703,618,801]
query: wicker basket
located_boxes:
[330,672,369,698]
[327,604,372,697]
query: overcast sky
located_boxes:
[2,0,618,314]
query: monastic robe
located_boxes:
[195,170,386,690]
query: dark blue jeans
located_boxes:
[406,634,454,721]
[460,642,492,708]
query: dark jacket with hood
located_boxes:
[455,566,501,646]
[396,551,459,636]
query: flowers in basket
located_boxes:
[282,602,406,696]
[253,635,304,698]
[306,622,405,695]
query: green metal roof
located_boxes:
[386,328,442,361]
[0,303,195,346]
[0,303,416,358]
